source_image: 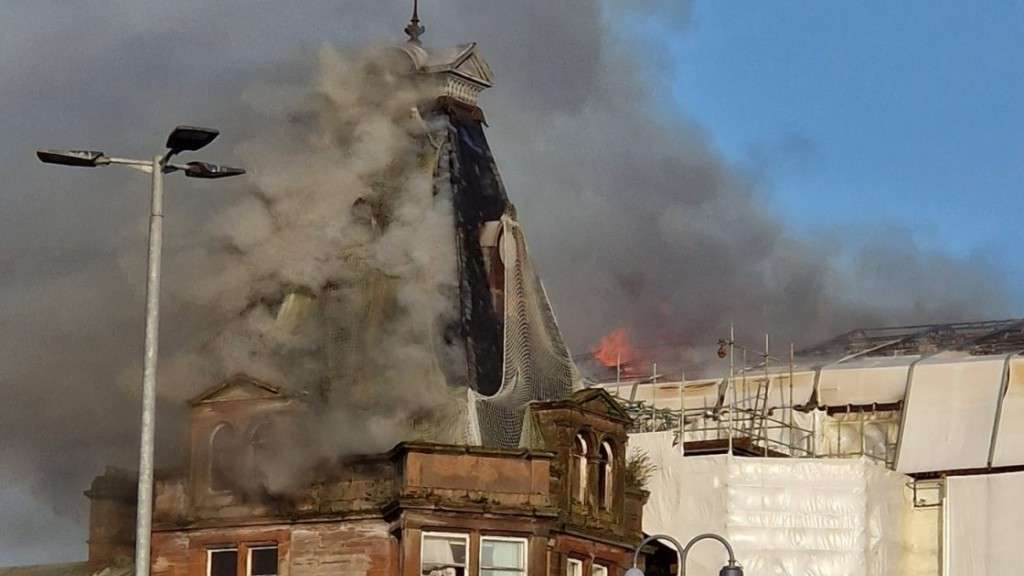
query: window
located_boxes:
[566,558,583,576]
[210,424,238,492]
[247,546,278,576]
[249,422,275,487]
[597,441,614,510]
[421,532,468,576]
[480,537,527,576]
[591,565,608,576]
[571,433,588,504]
[208,548,238,576]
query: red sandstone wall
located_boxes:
[551,533,633,576]
[151,520,392,576]
[290,521,394,576]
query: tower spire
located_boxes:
[405,0,425,45]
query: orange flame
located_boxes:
[591,328,636,368]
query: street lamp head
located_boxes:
[36,149,109,167]
[183,161,246,179]
[166,126,219,152]
[635,533,742,576]
[719,565,743,576]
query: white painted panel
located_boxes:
[897,355,1005,474]
[990,357,1024,467]
[818,356,919,407]
[945,471,1024,576]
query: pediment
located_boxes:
[423,43,494,88]
[453,50,494,86]
[572,388,631,422]
[188,373,282,405]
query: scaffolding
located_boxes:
[599,331,901,466]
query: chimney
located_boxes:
[84,467,137,565]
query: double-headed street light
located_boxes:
[627,533,743,576]
[37,126,244,576]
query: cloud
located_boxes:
[0,0,1012,564]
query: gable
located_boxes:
[454,52,494,86]
[573,388,631,422]
[188,373,282,406]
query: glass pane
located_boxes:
[210,550,238,576]
[422,535,467,576]
[249,547,278,576]
[567,560,582,576]
[481,540,524,570]
[591,565,608,576]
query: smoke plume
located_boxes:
[163,44,468,492]
[0,0,1015,564]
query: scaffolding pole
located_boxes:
[678,364,686,455]
[728,323,735,456]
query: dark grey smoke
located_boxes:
[0,0,1013,565]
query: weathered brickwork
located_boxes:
[86,382,646,576]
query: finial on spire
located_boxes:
[405,0,425,44]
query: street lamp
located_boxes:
[627,533,742,576]
[37,126,244,576]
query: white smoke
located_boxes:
[160,44,465,491]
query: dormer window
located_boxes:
[395,42,494,107]
[571,433,588,504]
[597,441,614,511]
[210,423,238,493]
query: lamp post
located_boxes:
[626,533,742,576]
[37,127,245,576]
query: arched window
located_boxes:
[210,423,238,493]
[597,440,614,511]
[571,433,588,504]
[249,422,274,488]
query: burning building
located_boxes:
[1,13,650,576]
[71,382,646,576]
[591,318,1024,575]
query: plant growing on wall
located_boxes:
[625,448,656,491]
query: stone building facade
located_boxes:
[7,24,650,576]
[84,379,648,576]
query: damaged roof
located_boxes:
[798,318,1024,359]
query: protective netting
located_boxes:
[469,215,581,447]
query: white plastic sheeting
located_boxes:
[613,378,724,411]
[632,432,909,576]
[989,357,1024,467]
[725,370,817,409]
[817,356,918,407]
[896,354,1007,474]
[944,471,1024,575]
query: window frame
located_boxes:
[246,544,279,576]
[206,547,239,576]
[591,563,609,576]
[479,535,529,576]
[597,440,614,511]
[566,558,584,576]
[420,531,471,576]
[572,433,589,504]
[209,422,238,494]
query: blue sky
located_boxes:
[622,0,1024,293]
